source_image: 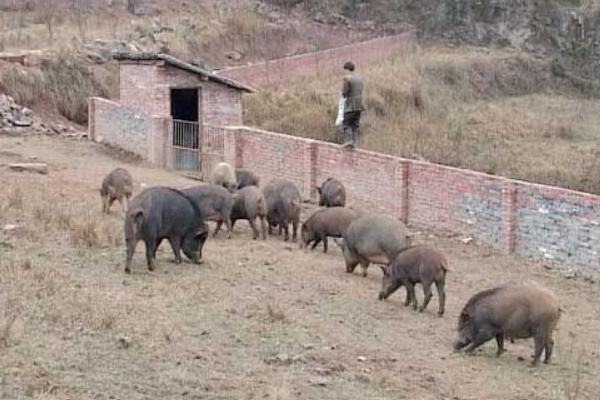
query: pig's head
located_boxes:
[453,310,474,350]
[300,223,312,249]
[378,266,402,300]
[226,181,238,194]
[182,223,209,263]
[125,208,144,246]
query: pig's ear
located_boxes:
[131,208,144,228]
[196,225,209,241]
[316,187,321,195]
[333,238,343,249]
[379,265,389,276]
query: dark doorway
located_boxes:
[170,88,200,171]
[170,88,198,122]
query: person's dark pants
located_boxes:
[343,111,361,148]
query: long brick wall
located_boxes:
[223,126,600,277]
[216,32,414,87]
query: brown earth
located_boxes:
[0,134,599,399]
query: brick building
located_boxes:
[88,52,252,175]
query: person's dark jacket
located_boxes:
[342,73,364,113]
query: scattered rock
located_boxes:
[8,163,48,175]
[2,224,20,232]
[310,377,329,387]
[117,335,130,349]
[225,50,244,62]
[460,237,474,244]
[357,356,367,362]
[303,343,315,350]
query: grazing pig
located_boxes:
[263,178,301,241]
[230,186,267,240]
[209,162,237,193]
[378,245,448,317]
[317,177,346,207]
[453,284,561,366]
[336,214,409,277]
[235,168,260,189]
[100,167,133,214]
[300,207,359,253]
[181,184,234,239]
[124,186,209,273]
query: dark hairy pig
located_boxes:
[300,207,359,253]
[181,184,234,239]
[100,167,133,214]
[263,178,301,241]
[230,185,267,240]
[124,186,209,273]
[454,284,561,366]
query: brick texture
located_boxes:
[217,33,414,87]
[230,126,600,277]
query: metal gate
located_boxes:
[166,120,225,180]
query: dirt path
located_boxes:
[1,135,599,400]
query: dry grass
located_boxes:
[0,135,599,399]
[0,50,114,124]
[245,46,600,193]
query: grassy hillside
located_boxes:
[245,46,600,193]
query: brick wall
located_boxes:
[217,32,414,87]
[88,97,152,159]
[230,126,600,277]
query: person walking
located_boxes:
[340,61,364,149]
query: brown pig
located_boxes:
[453,284,561,366]
[230,186,267,240]
[378,245,448,317]
[300,207,359,253]
[100,167,133,214]
[317,177,345,207]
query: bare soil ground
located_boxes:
[1,134,599,400]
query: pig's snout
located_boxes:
[378,291,386,301]
[453,338,470,351]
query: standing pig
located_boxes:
[100,167,133,214]
[235,168,260,189]
[378,245,448,317]
[230,186,267,240]
[300,207,359,253]
[453,284,561,366]
[181,184,234,239]
[317,177,346,207]
[209,162,237,193]
[336,214,409,277]
[124,186,209,273]
[263,178,301,241]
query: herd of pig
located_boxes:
[100,162,562,367]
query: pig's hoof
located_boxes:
[124,267,131,274]
[437,311,444,318]
[418,306,425,313]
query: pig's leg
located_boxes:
[310,237,321,250]
[118,196,128,214]
[213,221,223,238]
[405,281,418,310]
[404,285,412,306]
[125,238,138,274]
[435,280,446,317]
[249,217,260,240]
[420,281,433,312]
[283,221,290,241]
[107,198,116,214]
[359,260,370,277]
[168,237,182,264]
[323,236,328,253]
[495,334,505,356]
[224,217,232,239]
[292,219,298,242]
[260,217,267,240]
[531,328,546,366]
[544,337,554,364]
[145,239,157,271]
